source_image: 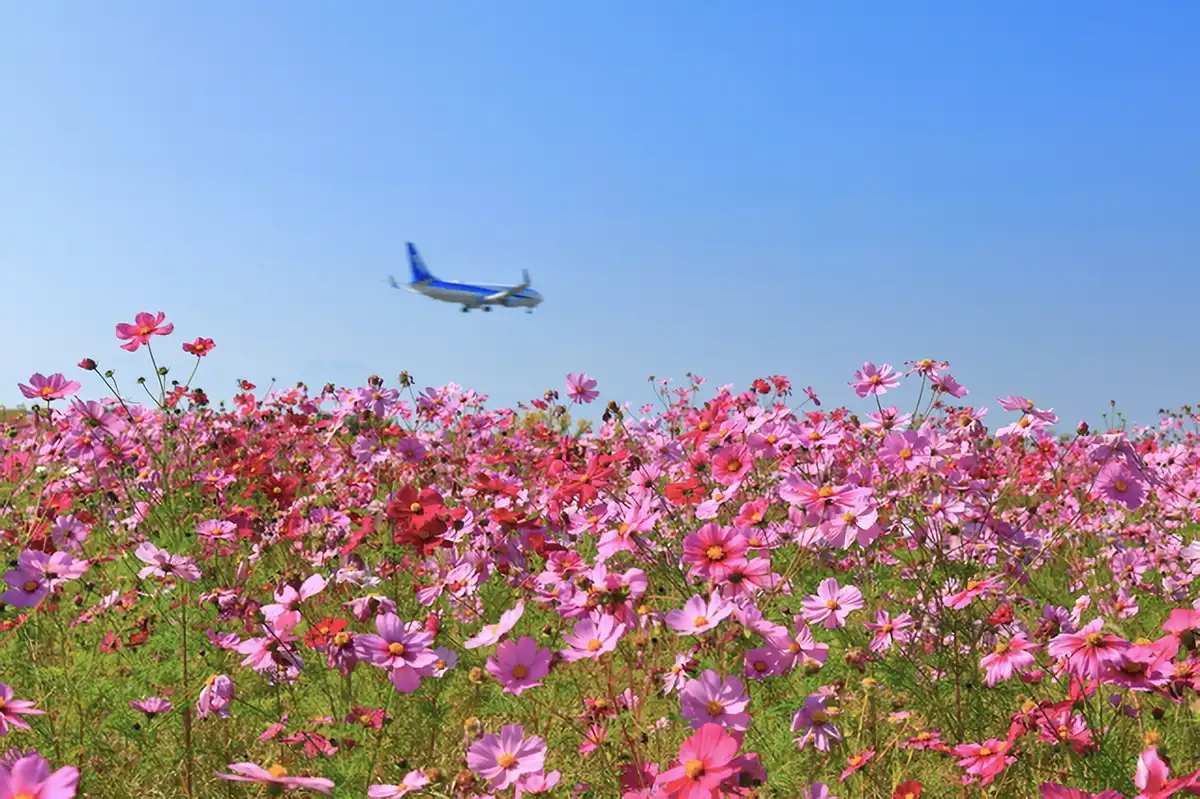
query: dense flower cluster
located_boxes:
[2,318,1200,797]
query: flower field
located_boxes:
[3,313,1200,798]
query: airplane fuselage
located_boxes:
[411,278,543,310]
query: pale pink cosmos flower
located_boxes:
[368,770,430,797]
[18,373,81,402]
[515,769,561,796]
[800,578,863,629]
[134,542,201,583]
[560,613,626,661]
[48,516,87,553]
[979,634,1039,686]
[486,637,552,695]
[0,752,79,798]
[115,311,174,352]
[849,362,900,397]
[464,601,525,649]
[679,670,751,731]
[196,674,234,720]
[466,724,546,791]
[665,594,734,636]
[215,762,334,795]
[261,573,328,623]
[129,697,172,717]
[862,610,913,654]
[0,683,44,735]
[353,613,439,693]
[565,373,599,404]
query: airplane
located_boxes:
[388,242,543,313]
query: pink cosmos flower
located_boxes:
[464,601,525,649]
[1047,618,1130,679]
[681,524,748,581]
[979,634,1039,686]
[18,373,81,402]
[654,723,740,799]
[215,762,334,795]
[368,771,430,797]
[792,693,842,752]
[666,594,734,636]
[800,578,864,629]
[710,445,753,487]
[1039,784,1125,798]
[486,637,552,695]
[129,697,172,717]
[679,671,751,731]
[952,739,1016,787]
[134,542,201,583]
[261,573,328,623]
[1094,460,1147,510]
[560,613,626,661]
[115,311,174,352]
[0,684,44,735]
[353,613,439,693]
[1,564,47,609]
[0,752,79,798]
[466,724,547,791]
[862,610,913,654]
[850,362,900,397]
[196,674,234,719]
[515,769,561,796]
[566,373,599,404]
[182,337,215,357]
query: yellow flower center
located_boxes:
[810,710,829,723]
[899,447,913,459]
[705,700,724,716]
[267,764,288,779]
[818,486,834,498]
[868,375,882,385]
[1114,479,1128,492]
[1086,632,1104,647]
[388,642,406,657]
[978,746,993,756]
[994,641,1010,655]
[825,599,839,610]
[333,632,351,646]
[512,664,530,679]
[693,615,709,628]
[1018,417,1031,428]
[684,759,705,779]
[618,523,631,536]
[409,502,422,512]
[843,511,857,524]
[705,545,726,562]
[497,752,517,769]
[22,580,39,593]
[587,639,603,652]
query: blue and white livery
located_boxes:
[388,243,543,313]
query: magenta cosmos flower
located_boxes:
[0,752,79,798]
[368,770,430,797]
[353,613,439,693]
[792,693,842,753]
[0,684,44,735]
[654,723,740,799]
[681,524,748,582]
[849,362,900,397]
[560,613,626,661]
[215,762,334,795]
[979,635,1039,686]
[486,637,552,695]
[115,311,173,352]
[466,724,546,791]
[1047,618,1130,680]
[800,578,864,629]
[565,373,599,404]
[1094,460,1147,510]
[18,373,80,402]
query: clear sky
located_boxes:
[2,2,1199,428]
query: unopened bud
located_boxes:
[1076,421,1090,436]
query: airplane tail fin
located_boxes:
[407,242,434,284]
[521,269,531,287]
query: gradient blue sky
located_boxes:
[3,2,1199,427]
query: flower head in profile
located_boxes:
[566,373,599,404]
[18,373,81,402]
[115,311,174,352]
[368,770,430,797]
[215,762,334,794]
[0,683,45,735]
[466,724,546,791]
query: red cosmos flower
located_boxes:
[893,781,923,799]
[988,604,1015,626]
[666,477,707,506]
[386,486,450,553]
[184,337,216,357]
[304,617,348,650]
[258,474,300,507]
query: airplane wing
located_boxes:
[482,270,531,303]
[387,275,401,289]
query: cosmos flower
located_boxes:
[466,724,547,791]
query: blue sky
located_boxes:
[2,2,1199,428]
